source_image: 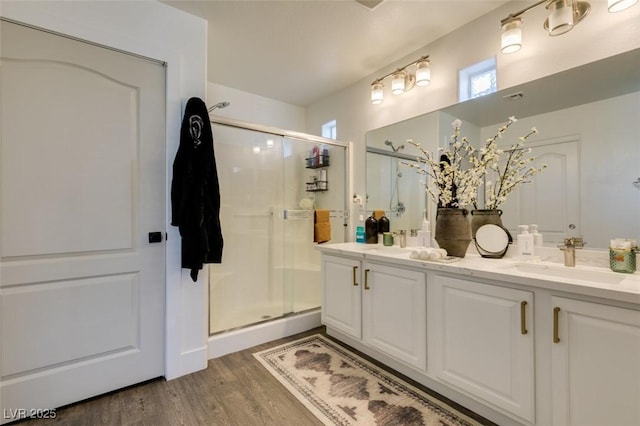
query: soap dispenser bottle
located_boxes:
[365,214,378,244]
[517,225,534,258]
[417,209,431,247]
[530,224,543,247]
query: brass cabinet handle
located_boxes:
[352,266,358,286]
[520,301,528,335]
[364,269,370,290]
[553,307,561,343]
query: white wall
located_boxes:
[306,1,640,237]
[1,1,209,380]
[207,82,306,131]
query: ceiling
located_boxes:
[162,0,510,107]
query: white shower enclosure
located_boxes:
[208,118,348,334]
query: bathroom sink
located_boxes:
[500,262,626,285]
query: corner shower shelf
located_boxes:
[306,181,328,192]
[305,155,330,169]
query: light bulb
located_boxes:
[547,0,574,36]
[415,60,431,86]
[501,17,523,53]
[371,82,384,104]
[391,71,406,95]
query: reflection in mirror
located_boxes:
[366,48,640,249]
[366,147,426,233]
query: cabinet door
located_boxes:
[551,297,640,426]
[429,275,534,422]
[321,255,362,339]
[362,262,426,371]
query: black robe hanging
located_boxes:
[171,97,223,281]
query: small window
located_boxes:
[322,120,337,139]
[459,58,497,102]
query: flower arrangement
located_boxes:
[406,116,546,210]
[407,119,482,208]
[478,116,547,209]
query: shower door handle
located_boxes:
[352,266,358,286]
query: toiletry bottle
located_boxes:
[319,169,327,190]
[355,214,365,243]
[378,214,390,234]
[517,225,534,258]
[530,224,543,246]
[417,210,431,247]
[406,229,419,247]
[365,214,378,244]
[397,230,407,248]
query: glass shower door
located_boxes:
[282,137,347,314]
[208,122,348,335]
[209,124,286,333]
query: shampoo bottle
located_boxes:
[517,225,534,258]
[378,214,390,234]
[365,215,379,244]
[530,224,543,247]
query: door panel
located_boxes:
[500,138,579,244]
[551,297,640,426]
[321,255,362,339]
[1,274,138,376]
[429,275,534,422]
[1,59,136,256]
[362,263,426,371]
[0,20,165,421]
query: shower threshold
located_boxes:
[208,308,322,359]
[209,307,319,337]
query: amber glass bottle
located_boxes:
[365,215,378,244]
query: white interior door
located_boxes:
[0,20,166,422]
[500,137,580,244]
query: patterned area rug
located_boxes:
[253,334,483,426]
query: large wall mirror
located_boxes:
[366,48,640,249]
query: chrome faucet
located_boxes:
[558,237,585,267]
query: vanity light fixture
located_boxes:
[501,0,597,54]
[501,0,638,53]
[370,56,430,104]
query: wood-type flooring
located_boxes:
[15,326,494,426]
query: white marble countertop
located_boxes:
[317,242,640,305]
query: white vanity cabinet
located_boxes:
[428,274,535,423]
[321,255,362,339]
[319,244,640,426]
[322,254,427,370]
[362,262,427,371]
[550,296,640,426]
